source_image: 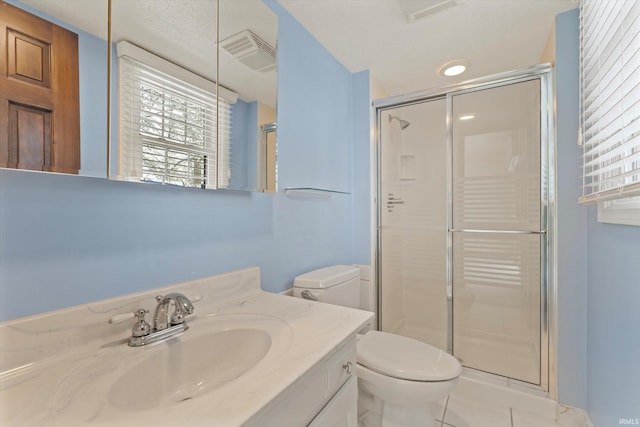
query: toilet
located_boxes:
[294,265,461,427]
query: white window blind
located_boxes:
[580,0,640,204]
[217,94,232,189]
[117,42,234,189]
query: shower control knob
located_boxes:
[343,361,353,374]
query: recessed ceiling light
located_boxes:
[458,114,475,121]
[439,60,470,77]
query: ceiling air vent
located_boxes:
[396,0,458,23]
[220,30,276,73]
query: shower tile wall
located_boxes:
[380,98,448,351]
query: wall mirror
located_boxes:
[218,0,278,193]
[0,0,109,177]
[1,0,277,193]
[109,0,277,192]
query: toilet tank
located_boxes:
[293,265,360,309]
[356,265,375,332]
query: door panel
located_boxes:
[452,232,541,384]
[451,79,543,385]
[8,103,52,171]
[8,29,51,87]
[379,98,448,351]
[452,81,541,232]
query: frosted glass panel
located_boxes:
[453,233,541,384]
[379,99,448,351]
[451,79,543,385]
[452,80,541,231]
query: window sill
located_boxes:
[597,196,640,226]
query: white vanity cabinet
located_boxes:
[244,335,358,427]
[308,376,357,426]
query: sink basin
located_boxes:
[37,313,293,420]
[108,328,271,410]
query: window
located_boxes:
[117,41,234,189]
[579,0,640,224]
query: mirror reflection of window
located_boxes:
[116,42,236,189]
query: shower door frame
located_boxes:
[373,64,556,397]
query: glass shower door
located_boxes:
[379,98,448,351]
[451,80,543,385]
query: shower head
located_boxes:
[389,115,410,130]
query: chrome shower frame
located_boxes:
[372,63,556,398]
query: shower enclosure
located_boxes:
[375,65,554,391]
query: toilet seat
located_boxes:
[357,331,461,381]
[356,363,459,406]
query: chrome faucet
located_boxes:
[153,293,194,331]
[127,293,194,347]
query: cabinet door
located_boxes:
[308,376,357,427]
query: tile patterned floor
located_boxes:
[431,395,569,427]
[358,374,590,427]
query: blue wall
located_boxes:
[555,9,588,410]
[228,99,257,190]
[556,9,640,425]
[587,210,640,427]
[0,1,370,321]
[351,70,372,265]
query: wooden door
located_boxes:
[0,1,80,174]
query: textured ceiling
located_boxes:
[17,0,576,101]
[278,0,576,97]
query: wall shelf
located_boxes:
[284,187,351,198]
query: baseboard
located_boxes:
[558,404,593,427]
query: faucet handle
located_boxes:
[109,312,135,324]
[132,309,151,337]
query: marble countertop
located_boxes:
[0,267,373,426]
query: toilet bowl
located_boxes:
[293,265,462,427]
[356,330,461,426]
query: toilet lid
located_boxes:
[357,331,461,381]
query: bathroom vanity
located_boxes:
[0,267,372,426]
